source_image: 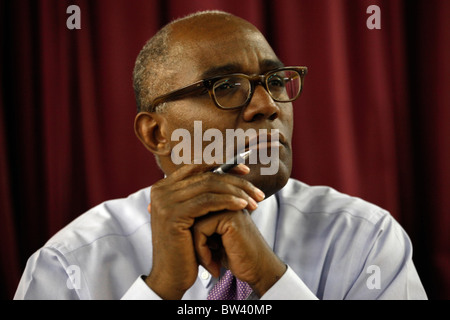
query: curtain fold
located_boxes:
[1,0,448,299]
[0,66,21,299]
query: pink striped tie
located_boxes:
[207,270,253,300]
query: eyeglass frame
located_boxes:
[146,66,308,112]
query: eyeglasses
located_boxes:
[147,66,308,112]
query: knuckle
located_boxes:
[151,205,170,221]
[196,192,216,206]
[240,179,255,191]
[199,175,216,189]
[221,214,243,233]
[150,184,166,201]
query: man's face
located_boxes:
[160,18,294,197]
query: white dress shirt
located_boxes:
[14,178,427,299]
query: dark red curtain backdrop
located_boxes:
[1,0,449,299]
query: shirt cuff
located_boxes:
[121,276,162,300]
[260,265,318,300]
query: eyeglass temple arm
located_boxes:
[149,80,206,111]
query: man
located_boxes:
[15,11,427,300]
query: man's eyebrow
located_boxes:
[260,59,285,71]
[200,64,242,79]
[200,59,285,79]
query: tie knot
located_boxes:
[207,270,253,300]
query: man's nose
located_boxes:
[242,85,280,122]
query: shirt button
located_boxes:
[201,271,210,280]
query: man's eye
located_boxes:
[216,81,236,91]
[268,76,286,88]
[213,79,243,98]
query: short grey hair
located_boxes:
[133,27,171,113]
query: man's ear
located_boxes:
[134,112,171,156]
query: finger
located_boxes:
[181,193,249,219]
[167,160,250,181]
[193,218,226,278]
[152,164,249,203]
[174,176,259,211]
[195,233,222,278]
[153,163,261,209]
[165,163,218,183]
[174,172,265,204]
[165,164,251,193]
[211,173,265,202]
[228,164,250,175]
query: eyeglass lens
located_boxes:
[212,70,301,108]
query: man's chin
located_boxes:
[245,162,291,199]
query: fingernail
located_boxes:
[248,197,258,209]
[239,198,248,207]
[237,164,250,173]
[255,188,265,201]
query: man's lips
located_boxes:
[243,132,285,152]
[246,140,281,151]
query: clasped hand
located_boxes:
[144,163,286,299]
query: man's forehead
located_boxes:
[171,30,279,78]
[159,12,280,88]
